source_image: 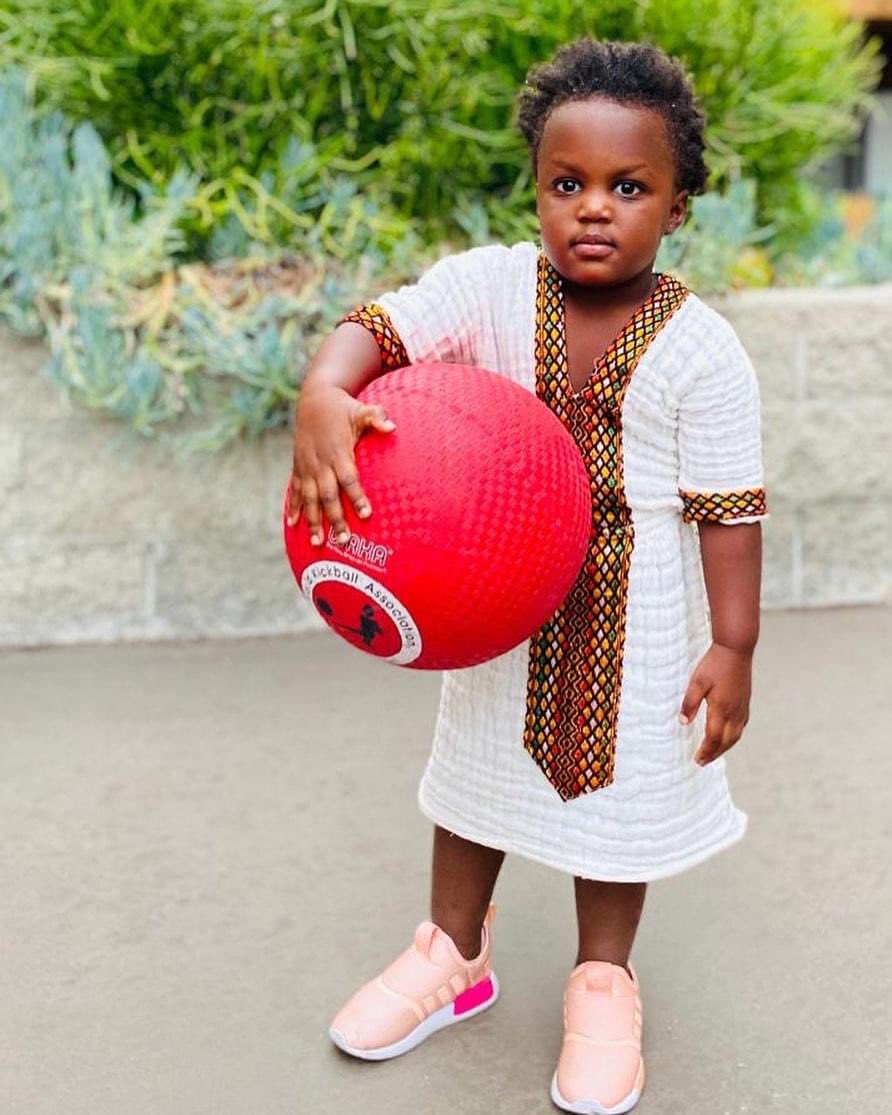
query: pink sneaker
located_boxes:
[550,960,645,1115]
[328,903,499,1060]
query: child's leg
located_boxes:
[431,824,505,960]
[327,824,502,1058]
[552,880,647,1110]
[573,877,647,972]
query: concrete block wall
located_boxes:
[0,333,316,647]
[715,285,891,609]
[1,282,890,647]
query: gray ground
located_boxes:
[1,607,889,1115]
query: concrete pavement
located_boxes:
[1,607,890,1114]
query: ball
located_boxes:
[284,362,591,670]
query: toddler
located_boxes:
[288,36,767,1114]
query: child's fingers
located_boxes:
[301,477,326,546]
[358,404,396,435]
[285,467,305,527]
[335,455,373,520]
[316,465,351,545]
[694,702,724,765]
[695,708,741,766]
[679,674,709,726]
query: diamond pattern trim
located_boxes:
[337,303,411,372]
[679,487,767,523]
[523,253,690,801]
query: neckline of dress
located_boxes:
[539,251,671,401]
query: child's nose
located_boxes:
[575,190,613,220]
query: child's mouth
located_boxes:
[572,242,616,259]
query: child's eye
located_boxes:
[615,181,644,197]
[554,179,579,195]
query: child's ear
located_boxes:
[665,190,689,234]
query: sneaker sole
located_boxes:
[328,971,500,1061]
[549,1061,644,1115]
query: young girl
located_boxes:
[288,37,767,1114]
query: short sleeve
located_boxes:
[336,245,499,372]
[676,326,769,526]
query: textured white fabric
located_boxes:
[373,241,766,881]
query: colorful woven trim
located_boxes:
[679,487,768,523]
[337,302,411,372]
[523,254,690,802]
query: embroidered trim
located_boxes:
[337,303,410,372]
[523,255,690,802]
[679,487,768,523]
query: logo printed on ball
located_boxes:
[301,561,422,665]
[315,598,383,648]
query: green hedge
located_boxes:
[0,0,881,258]
[2,52,890,453]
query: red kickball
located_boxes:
[284,362,591,670]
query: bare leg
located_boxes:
[431,824,506,960]
[573,877,647,973]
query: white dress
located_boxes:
[338,240,768,882]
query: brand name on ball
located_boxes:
[327,527,391,570]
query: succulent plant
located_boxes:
[1,68,889,453]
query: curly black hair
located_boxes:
[516,37,709,196]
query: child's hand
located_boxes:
[679,642,753,766]
[286,384,396,545]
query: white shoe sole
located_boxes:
[329,971,500,1061]
[550,1065,643,1114]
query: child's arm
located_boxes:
[288,245,502,545]
[674,320,769,766]
[287,322,397,544]
[679,521,762,765]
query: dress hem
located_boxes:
[417,779,748,884]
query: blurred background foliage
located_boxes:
[0,0,882,258]
[0,69,384,451]
[0,1,888,448]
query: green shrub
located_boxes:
[0,72,194,335]
[0,0,881,257]
[655,178,774,293]
[2,69,889,452]
[0,69,403,450]
[772,187,892,287]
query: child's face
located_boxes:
[535,96,689,290]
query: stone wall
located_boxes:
[1,283,890,647]
[716,284,891,609]
[0,333,313,647]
